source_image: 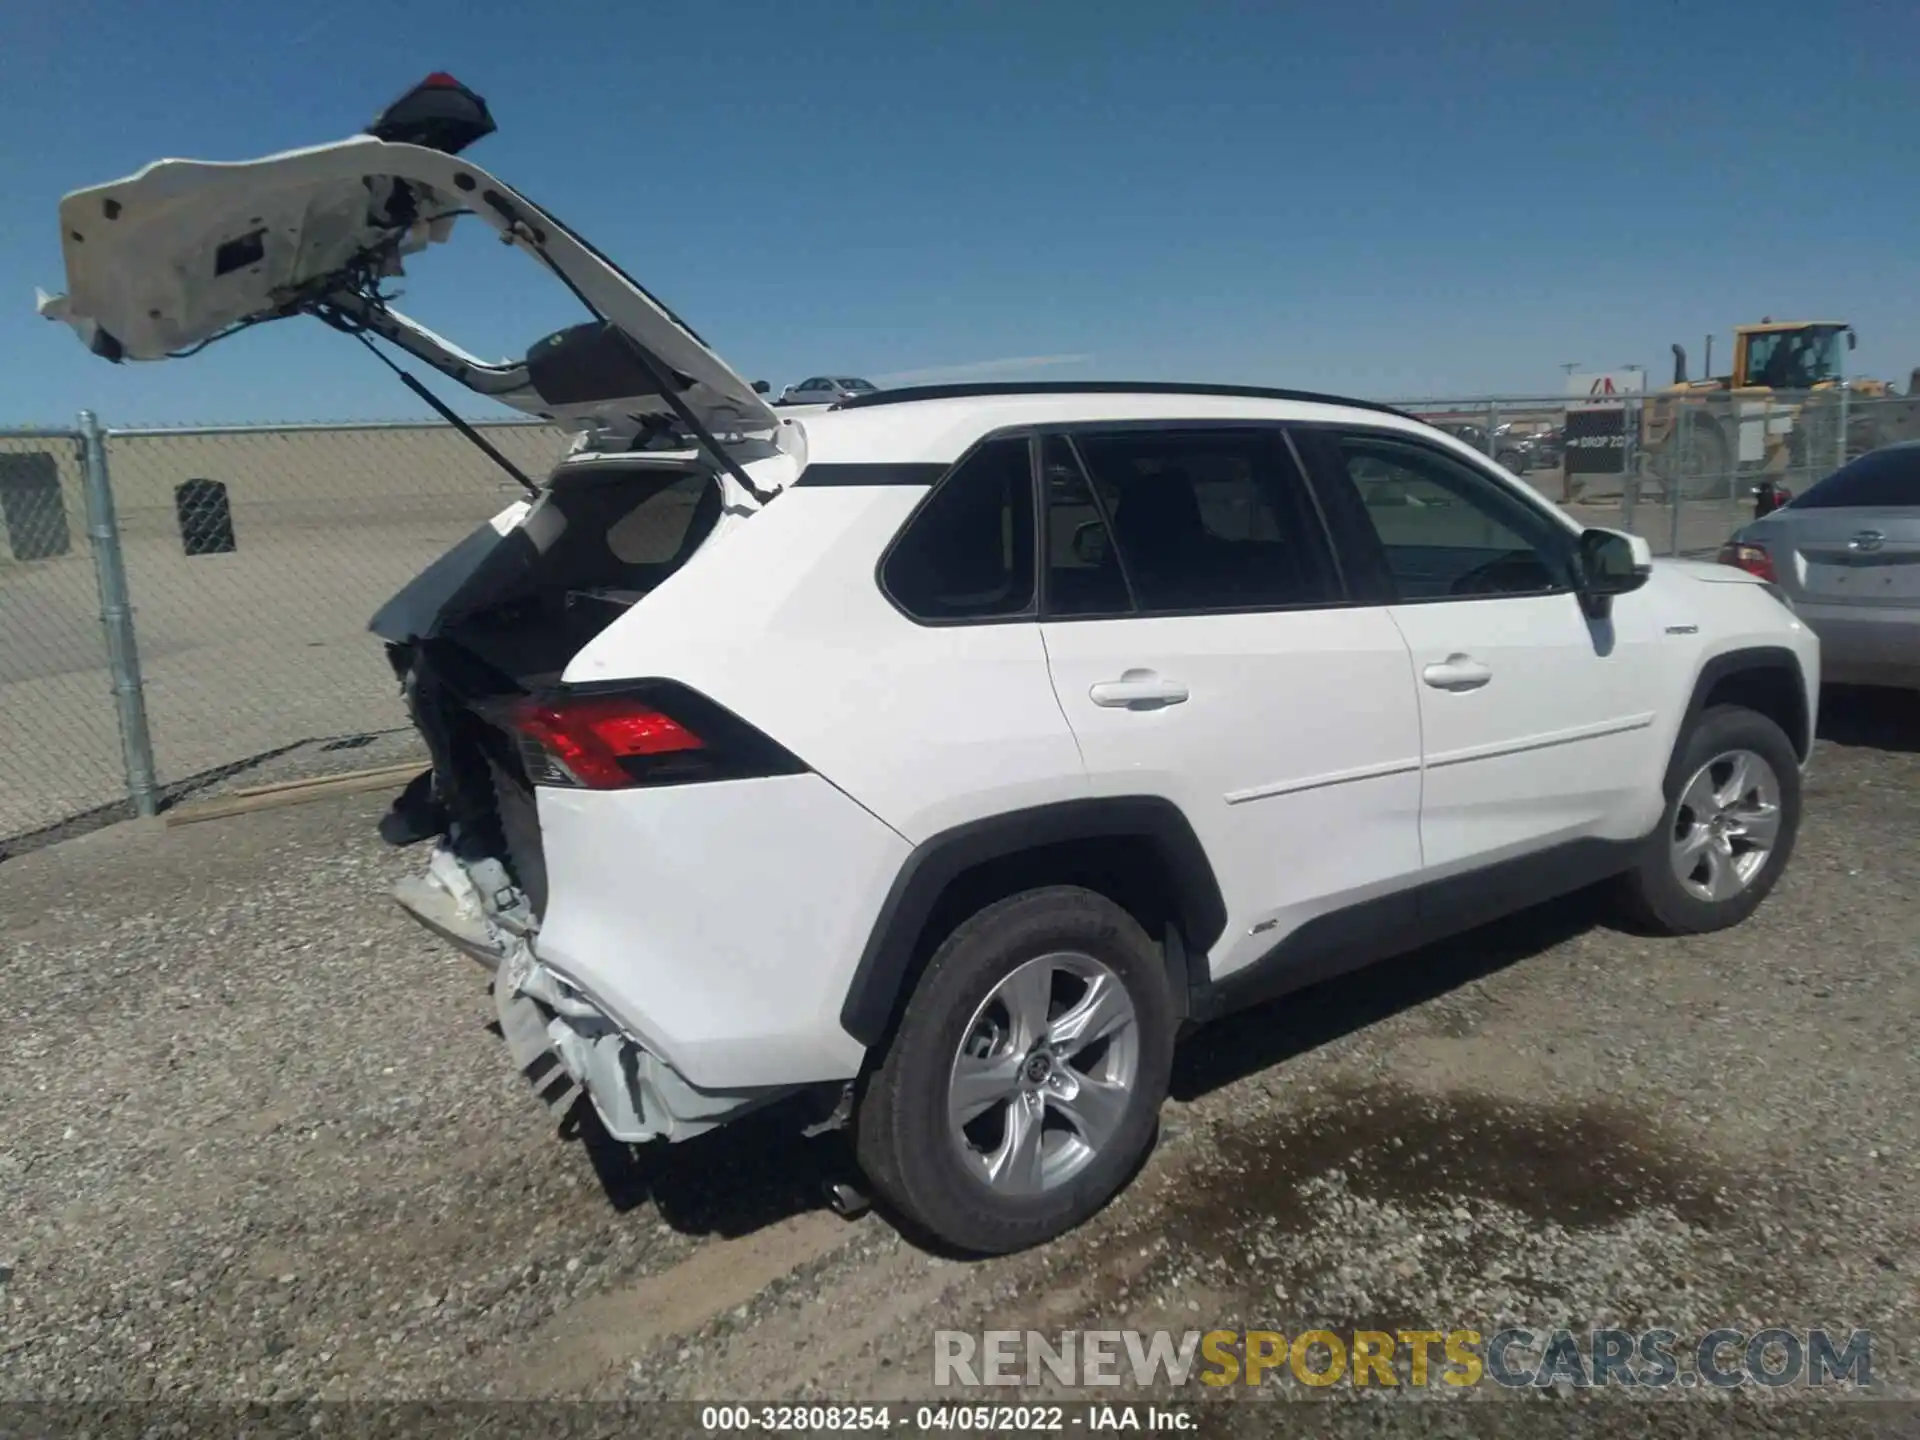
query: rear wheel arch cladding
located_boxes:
[838,796,1226,1050]
[1677,647,1812,785]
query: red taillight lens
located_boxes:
[1717,540,1776,582]
[512,696,704,790]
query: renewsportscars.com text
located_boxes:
[935,1327,1876,1391]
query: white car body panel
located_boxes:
[565,480,1091,841]
[1658,565,1822,738]
[1387,590,1673,872]
[534,772,911,1089]
[1041,609,1425,982]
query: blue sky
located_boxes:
[3,0,1917,426]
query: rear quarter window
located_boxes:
[881,437,1037,621]
[1790,448,1920,509]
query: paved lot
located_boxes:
[1,688,1915,1435]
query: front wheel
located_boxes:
[855,886,1174,1254]
[1616,705,1802,935]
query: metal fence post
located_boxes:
[1620,397,1637,533]
[78,410,158,817]
[1667,407,1685,557]
[1836,344,1850,472]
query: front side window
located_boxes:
[1060,427,1340,614]
[1327,434,1573,601]
[882,437,1036,621]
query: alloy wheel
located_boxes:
[1669,748,1784,903]
[947,952,1141,1197]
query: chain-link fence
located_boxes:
[1390,387,1920,557]
[1,417,566,854]
[2,391,1897,852]
[0,424,129,845]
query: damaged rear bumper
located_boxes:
[393,850,791,1144]
[491,937,795,1143]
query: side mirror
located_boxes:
[751,380,771,394]
[1847,329,1858,351]
[1576,527,1652,618]
[1072,520,1110,567]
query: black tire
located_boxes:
[1650,416,1734,500]
[1616,705,1802,935]
[855,886,1175,1255]
[1676,417,1734,500]
[1497,447,1528,475]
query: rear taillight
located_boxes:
[512,696,702,789]
[1717,540,1776,583]
[506,684,806,791]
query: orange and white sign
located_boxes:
[1567,371,1646,407]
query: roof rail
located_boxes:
[831,380,1414,418]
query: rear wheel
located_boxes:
[1616,705,1801,935]
[855,886,1174,1254]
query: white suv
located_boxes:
[43,81,1819,1254]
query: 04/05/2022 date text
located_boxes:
[699,1404,1199,1432]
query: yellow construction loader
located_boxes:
[1640,320,1920,498]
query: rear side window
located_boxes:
[1060,427,1341,613]
[1790,447,1920,509]
[883,437,1037,621]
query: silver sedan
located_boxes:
[1720,443,1919,690]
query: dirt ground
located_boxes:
[2,687,1916,1437]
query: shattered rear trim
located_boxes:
[396,839,792,1144]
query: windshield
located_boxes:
[1746,328,1845,389]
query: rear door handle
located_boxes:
[1422,654,1493,691]
[1089,671,1190,709]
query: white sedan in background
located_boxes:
[778,375,879,406]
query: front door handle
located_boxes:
[1089,671,1190,709]
[1422,654,1493,691]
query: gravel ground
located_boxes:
[2,686,1915,1436]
